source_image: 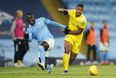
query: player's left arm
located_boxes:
[68,27,84,35]
[58,8,68,15]
[68,20,87,35]
[44,18,66,29]
[25,28,33,42]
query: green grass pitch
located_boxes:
[0,65,116,78]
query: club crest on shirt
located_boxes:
[81,22,84,26]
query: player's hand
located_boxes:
[14,39,17,43]
[58,8,65,13]
[64,27,70,35]
[24,33,29,40]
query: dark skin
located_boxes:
[58,6,84,63]
[26,14,49,67]
[58,6,84,35]
[26,14,49,51]
[68,6,84,35]
[26,14,35,25]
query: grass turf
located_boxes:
[0,65,116,78]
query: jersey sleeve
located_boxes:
[44,18,66,29]
[26,28,33,42]
[10,21,16,39]
[67,9,74,16]
[79,19,87,29]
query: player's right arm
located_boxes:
[58,8,68,15]
[25,28,33,42]
[58,8,74,16]
[85,29,90,40]
[44,18,66,29]
[10,21,16,40]
[100,29,103,43]
[44,18,70,34]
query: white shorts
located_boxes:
[44,38,55,50]
[38,38,55,57]
[99,42,109,51]
[44,38,55,57]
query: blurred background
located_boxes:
[0,0,116,67]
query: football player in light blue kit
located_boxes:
[25,13,69,73]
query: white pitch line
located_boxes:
[0,71,36,74]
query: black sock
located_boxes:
[39,57,41,62]
[39,57,48,69]
[69,59,74,65]
[45,57,49,68]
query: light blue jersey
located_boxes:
[26,17,66,43]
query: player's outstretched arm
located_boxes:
[58,8,68,15]
[68,27,84,35]
[25,28,33,42]
[44,17,70,35]
[44,18,66,29]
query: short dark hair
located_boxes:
[26,12,33,16]
[77,4,84,9]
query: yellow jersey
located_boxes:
[67,9,87,39]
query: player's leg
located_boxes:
[104,52,109,64]
[14,40,19,67]
[69,52,78,65]
[87,45,91,62]
[100,52,104,64]
[20,39,29,62]
[63,35,74,74]
[38,52,48,68]
[92,45,98,64]
[63,40,72,73]
[38,52,49,69]
[38,38,55,71]
[93,45,97,61]
[14,39,22,67]
[99,42,105,64]
[104,44,109,64]
[69,40,81,65]
[44,38,55,74]
[16,40,21,63]
[17,39,27,67]
[14,40,18,63]
[18,39,28,66]
[37,41,48,70]
[85,45,92,65]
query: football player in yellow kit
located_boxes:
[58,4,87,74]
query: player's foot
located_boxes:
[19,63,25,67]
[100,62,105,65]
[47,64,54,74]
[85,61,91,65]
[14,63,20,67]
[37,62,45,70]
[92,61,99,65]
[62,70,68,74]
[14,63,25,67]
[104,61,110,64]
[17,60,25,67]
